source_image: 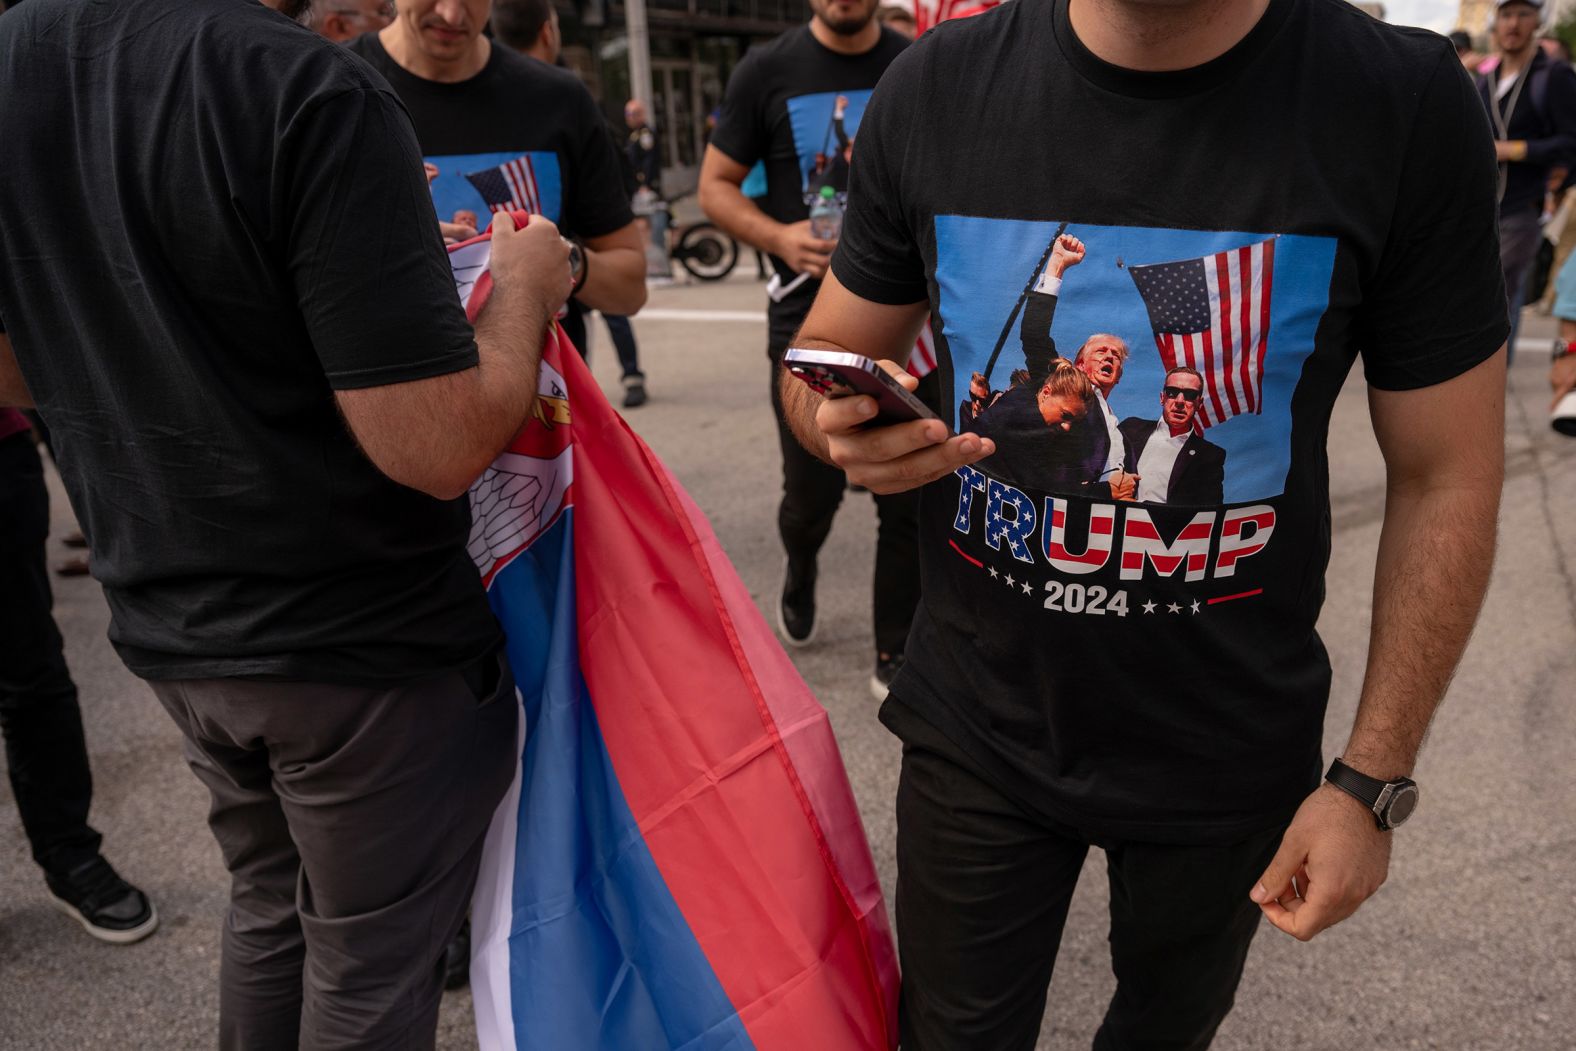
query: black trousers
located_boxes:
[562,305,642,379]
[0,432,102,880]
[149,649,517,1050]
[767,337,927,656]
[895,735,1284,1051]
[601,313,643,379]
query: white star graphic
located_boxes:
[1167,602,1182,614]
[988,566,999,579]
[1021,582,1033,595]
[1142,600,1157,614]
[1005,574,1016,587]
[1190,600,1201,614]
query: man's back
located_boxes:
[0,0,498,682]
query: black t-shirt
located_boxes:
[834,0,1507,843]
[0,0,501,683]
[348,35,633,353]
[709,25,909,332]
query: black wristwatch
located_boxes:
[564,236,587,296]
[1325,758,1419,831]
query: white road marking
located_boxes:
[630,308,765,323]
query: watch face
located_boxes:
[1385,784,1420,827]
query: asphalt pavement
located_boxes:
[2,268,1573,1050]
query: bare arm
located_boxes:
[0,333,32,407]
[1253,347,1507,941]
[698,145,834,278]
[1343,348,1506,775]
[785,269,993,493]
[334,213,570,501]
[574,221,648,317]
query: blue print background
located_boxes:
[426,151,564,226]
[785,89,873,196]
[933,217,1337,503]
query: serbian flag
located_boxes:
[451,216,899,1051]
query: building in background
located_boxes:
[552,0,805,196]
[1459,0,1576,39]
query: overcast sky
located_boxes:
[1383,0,1460,33]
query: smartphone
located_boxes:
[783,348,940,426]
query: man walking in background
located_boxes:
[700,0,920,698]
[0,0,571,1044]
[495,0,651,407]
[1480,0,1576,352]
[625,99,672,283]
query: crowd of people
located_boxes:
[0,0,1559,1049]
[1455,0,1576,408]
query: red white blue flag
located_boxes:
[1127,238,1276,430]
[465,155,546,216]
[450,218,899,1051]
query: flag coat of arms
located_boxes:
[1126,238,1276,430]
[450,219,899,1051]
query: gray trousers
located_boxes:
[151,649,517,1051]
[1501,206,1545,356]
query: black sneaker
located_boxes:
[443,918,471,990]
[622,375,648,409]
[870,652,906,702]
[45,856,158,945]
[777,556,817,647]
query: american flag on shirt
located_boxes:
[1127,238,1275,431]
[465,156,544,216]
[907,320,937,379]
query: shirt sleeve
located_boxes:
[279,85,480,391]
[1355,45,1509,391]
[830,47,928,306]
[566,89,636,240]
[708,50,769,169]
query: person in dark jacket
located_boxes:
[1479,0,1576,353]
[1118,368,1226,506]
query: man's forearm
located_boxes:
[466,289,552,456]
[1341,477,1500,778]
[0,333,34,407]
[699,177,782,258]
[574,246,646,316]
[779,360,833,464]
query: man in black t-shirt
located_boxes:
[700,0,922,698]
[781,0,1508,1047]
[0,1,571,1045]
[493,0,650,408]
[348,0,647,363]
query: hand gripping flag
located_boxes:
[451,217,899,1051]
[1127,238,1276,430]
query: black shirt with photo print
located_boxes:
[832,0,1507,843]
[710,24,909,332]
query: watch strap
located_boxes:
[1325,758,1383,810]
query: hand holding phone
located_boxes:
[786,346,993,496]
[784,348,940,427]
